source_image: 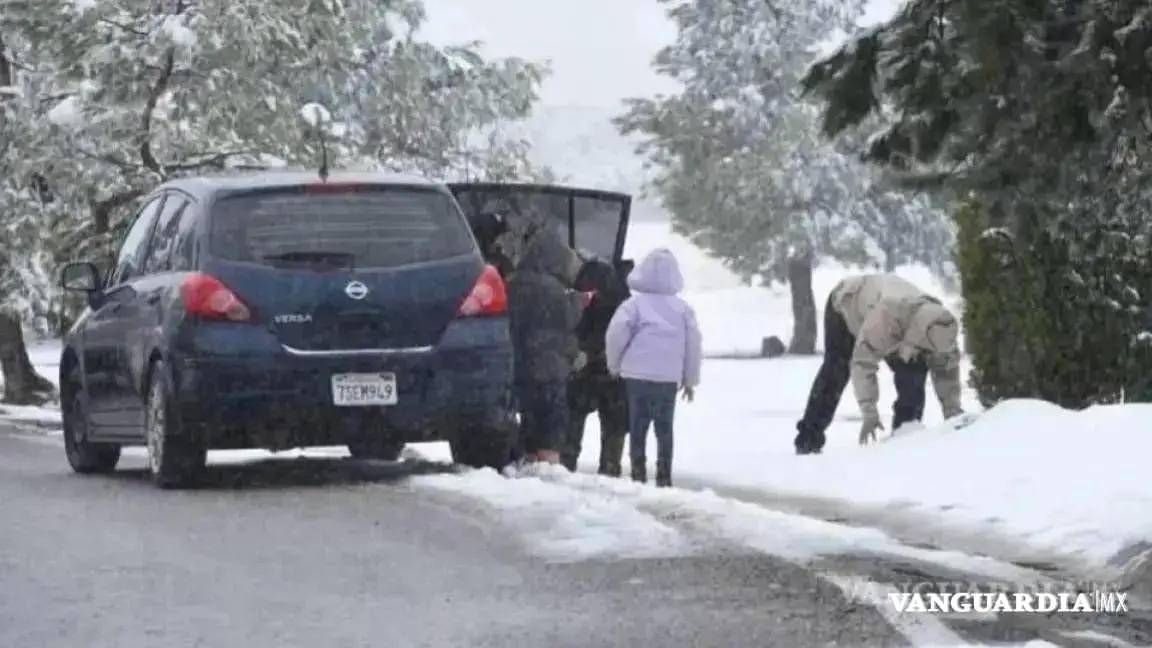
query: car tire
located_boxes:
[450,427,513,470]
[347,438,404,461]
[62,381,121,474]
[145,360,206,489]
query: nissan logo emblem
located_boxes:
[345,281,369,300]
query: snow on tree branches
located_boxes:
[0,0,548,334]
[616,0,955,352]
[804,0,1152,406]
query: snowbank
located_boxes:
[666,396,1151,573]
[416,464,1047,586]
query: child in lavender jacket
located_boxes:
[605,248,702,487]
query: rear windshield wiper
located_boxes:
[262,251,356,270]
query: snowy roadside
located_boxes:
[413,465,1140,647]
[0,339,63,430]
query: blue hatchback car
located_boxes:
[59,172,521,487]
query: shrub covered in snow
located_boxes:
[957,200,1152,408]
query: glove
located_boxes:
[681,386,695,403]
[949,412,980,430]
[572,352,588,371]
[859,417,884,446]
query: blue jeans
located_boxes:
[625,379,677,477]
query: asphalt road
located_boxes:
[4,427,1150,648]
[0,429,906,648]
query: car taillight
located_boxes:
[458,265,507,317]
[181,273,252,322]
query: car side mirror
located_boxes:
[61,262,103,293]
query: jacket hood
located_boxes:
[907,300,960,356]
[628,248,684,295]
[575,259,627,302]
[517,226,580,286]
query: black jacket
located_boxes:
[573,260,630,376]
[507,227,582,385]
[469,211,515,278]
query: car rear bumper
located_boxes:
[171,317,513,449]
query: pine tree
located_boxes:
[803,0,1152,405]
[0,30,56,403]
[616,0,955,353]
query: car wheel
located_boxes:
[145,360,206,489]
[62,381,121,474]
[450,427,513,470]
[347,438,404,461]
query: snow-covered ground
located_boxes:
[0,340,62,424]
[3,221,1149,590]
[565,221,1147,582]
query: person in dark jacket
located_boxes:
[506,221,584,464]
[468,211,515,278]
[562,259,631,476]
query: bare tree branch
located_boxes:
[0,32,12,89]
[97,17,149,37]
[73,143,142,172]
[163,150,249,173]
[139,47,176,176]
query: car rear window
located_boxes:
[208,187,476,269]
[451,187,628,262]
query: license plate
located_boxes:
[332,373,397,407]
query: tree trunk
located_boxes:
[787,252,817,355]
[1,32,12,89]
[883,242,898,272]
[0,310,55,405]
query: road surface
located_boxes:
[2,426,1149,647]
[0,428,905,647]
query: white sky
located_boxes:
[418,0,903,109]
[418,0,680,109]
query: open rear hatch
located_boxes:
[449,183,632,265]
[203,184,482,352]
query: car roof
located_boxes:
[447,181,631,203]
[158,170,443,201]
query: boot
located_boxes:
[655,461,671,488]
[630,460,647,484]
[598,433,626,478]
[561,453,578,472]
[598,459,622,478]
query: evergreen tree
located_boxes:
[803,0,1152,405]
[617,0,955,354]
